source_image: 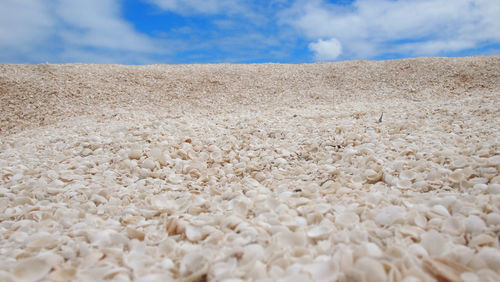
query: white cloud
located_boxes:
[147,0,247,15]
[396,40,477,57]
[281,0,500,59]
[146,0,274,27]
[55,0,158,53]
[0,0,54,49]
[309,38,342,61]
[0,0,160,63]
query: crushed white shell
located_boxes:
[0,58,499,281]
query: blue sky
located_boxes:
[1,0,499,64]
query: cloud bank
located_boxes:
[281,0,500,60]
[0,0,498,63]
[0,0,160,63]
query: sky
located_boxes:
[0,0,499,64]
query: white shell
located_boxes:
[469,234,494,248]
[420,230,448,256]
[307,225,332,240]
[451,157,468,169]
[26,233,59,250]
[361,242,383,258]
[464,215,486,234]
[423,257,469,282]
[442,216,465,236]
[414,213,427,228]
[476,247,500,270]
[142,158,155,170]
[179,251,207,278]
[400,170,417,181]
[185,225,202,242]
[126,227,145,241]
[374,206,405,226]
[487,184,500,194]
[161,258,174,270]
[129,149,142,160]
[408,243,428,258]
[448,170,465,183]
[401,276,422,282]
[486,213,500,225]
[167,173,183,184]
[335,211,360,228]
[247,260,267,280]
[429,204,450,217]
[49,267,77,282]
[487,155,500,166]
[276,230,307,247]
[241,244,265,265]
[364,169,382,183]
[302,259,339,281]
[13,257,51,282]
[354,257,387,282]
[460,272,479,282]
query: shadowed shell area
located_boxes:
[0,57,499,281]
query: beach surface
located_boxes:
[1,57,499,281]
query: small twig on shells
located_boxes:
[378,112,383,123]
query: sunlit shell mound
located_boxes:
[1,57,499,281]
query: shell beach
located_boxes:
[0,56,499,281]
